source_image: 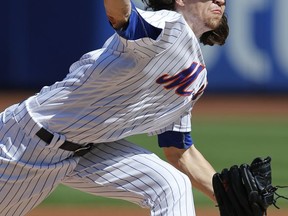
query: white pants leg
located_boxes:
[63,140,196,216]
[0,106,78,216]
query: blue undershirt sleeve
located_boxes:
[157,131,193,149]
[116,2,162,40]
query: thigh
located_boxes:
[0,108,78,216]
[63,139,195,216]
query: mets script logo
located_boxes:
[156,62,206,96]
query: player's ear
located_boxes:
[175,0,185,7]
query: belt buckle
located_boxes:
[74,143,93,156]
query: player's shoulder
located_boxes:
[136,8,183,29]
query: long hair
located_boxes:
[200,14,229,46]
[141,0,229,46]
[142,0,175,11]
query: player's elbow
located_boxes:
[104,0,131,29]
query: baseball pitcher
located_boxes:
[0,0,282,216]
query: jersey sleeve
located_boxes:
[150,111,193,149]
[150,111,192,135]
[116,2,162,40]
[107,2,185,58]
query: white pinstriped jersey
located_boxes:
[14,7,207,145]
[0,4,208,215]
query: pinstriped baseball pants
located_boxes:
[0,105,195,216]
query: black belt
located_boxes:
[36,128,92,156]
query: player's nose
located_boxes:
[213,0,226,6]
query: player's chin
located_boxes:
[206,16,222,30]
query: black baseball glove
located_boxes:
[212,156,279,216]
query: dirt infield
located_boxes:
[28,207,218,216]
[27,206,288,216]
[28,207,217,216]
[1,90,287,216]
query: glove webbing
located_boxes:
[273,185,288,209]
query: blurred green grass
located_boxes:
[40,115,288,208]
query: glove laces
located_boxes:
[273,185,288,209]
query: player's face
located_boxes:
[176,0,226,35]
[201,0,226,29]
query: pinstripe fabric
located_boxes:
[0,5,206,216]
[14,8,207,145]
[63,140,195,216]
[0,105,79,216]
